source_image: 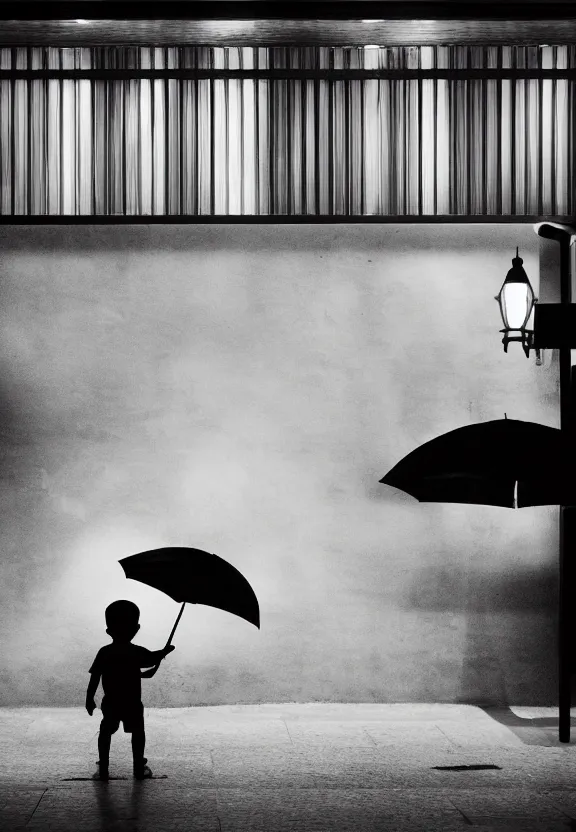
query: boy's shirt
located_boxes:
[89,642,157,704]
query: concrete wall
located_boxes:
[0,223,559,706]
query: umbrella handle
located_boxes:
[140,602,186,679]
[165,602,186,649]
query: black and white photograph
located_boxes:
[2,1,576,830]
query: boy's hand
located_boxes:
[86,699,96,716]
[163,645,175,657]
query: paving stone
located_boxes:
[446,787,569,821]
[362,720,458,750]
[2,706,576,832]
[283,720,379,747]
[470,824,574,831]
[436,720,526,749]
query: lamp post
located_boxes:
[535,223,576,744]
[497,224,576,743]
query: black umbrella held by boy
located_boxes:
[119,547,260,677]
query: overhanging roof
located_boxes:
[2,2,576,45]
[2,3,576,20]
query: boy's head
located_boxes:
[105,600,140,641]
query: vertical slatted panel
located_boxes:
[197,57,211,215]
[500,47,512,215]
[124,77,139,214]
[454,80,468,215]
[349,47,363,214]
[166,48,180,215]
[241,48,256,215]
[0,50,11,215]
[469,50,483,214]
[0,50,12,214]
[317,48,330,215]
[47,50,61,213]
[30,49,45,214]
[109,81,124,214]
[92,73,105,213]
[363,47,379,214]
[225,47,241,214]
[485,47,499,215]
[60,49,76,213]
[257,54,269,214]
[152,48,165,215]
[0,45,575,217]
[420,47,435,215]
[570,46,576,217]
[555,46,569,217]
[77,49,92,215]
[212,47,227,214]
[515,49,527,215]
[406,48,420,215]
[541,46,554,215]
[13,47,28,214]
[304,75,316,214]
[435,47,451,214]
[139,49,153,215]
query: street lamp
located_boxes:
[495,248,538,357]
[532,222,576,745]
[498,223,576,744]
[498,226,576,742]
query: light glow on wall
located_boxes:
[0,223,556,707]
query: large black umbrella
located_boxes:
[120,547,260,677]
[380,418,576,508]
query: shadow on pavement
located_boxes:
[480,705,576,746]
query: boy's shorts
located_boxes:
[100,697,144,734]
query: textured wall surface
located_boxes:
[0,223,559,706]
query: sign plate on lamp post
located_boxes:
[534,304,576,349]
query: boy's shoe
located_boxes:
[93,761,109,781]
[134,757,153,780]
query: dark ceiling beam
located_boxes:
[1,2,576,22]
[1,19,576,46]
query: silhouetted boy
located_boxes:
[86,600,175,780]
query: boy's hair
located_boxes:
[105,600,140,633]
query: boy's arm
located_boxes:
[139,645,175,668]
[86,671,100,716]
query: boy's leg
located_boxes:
[97,727,112,772]
[96,721,116,780]
[130,704,152,779]
[132,731,153,779]
[96,700,119,779]
[131,728,145,766]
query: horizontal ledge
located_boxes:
[0,215,571,225]
[1,69,576,80]
[3,3,576,22]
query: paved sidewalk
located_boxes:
[2,704,576,831]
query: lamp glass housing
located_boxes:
[498,280,535,330]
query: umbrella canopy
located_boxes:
[120,547,260,629]
[380,418,576,508]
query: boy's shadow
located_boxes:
[92,779,147,831]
